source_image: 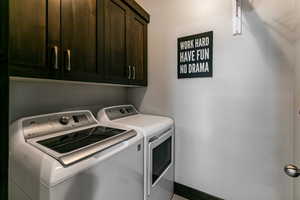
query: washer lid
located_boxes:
[29,126,137,166]
[37,126,125,154]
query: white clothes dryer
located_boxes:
[98,105,175,200]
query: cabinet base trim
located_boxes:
[9,76,145,88]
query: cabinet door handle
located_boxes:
[52,46,59,70]
[133,66,136,80]
[128,65,132,79]
[64,49,71,71]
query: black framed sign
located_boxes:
[177,31,213,78]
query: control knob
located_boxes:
[60,116,70,125]
[120,108,126,114]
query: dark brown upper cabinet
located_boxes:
[8,0,149,86]
[104,0,130,84]
[61,0,100,82]
[47,0,62,79]
[8,0,48,78]
[127,11,148,86]
[48,0,102,82]
[103,0,149,86]
[0,0,8,63]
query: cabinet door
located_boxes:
[9,0,48,77]
[104,0,130,84]
[47,0,62,78]
[61,0,100,82]
[128,12,148,86]
[0,0,8,63]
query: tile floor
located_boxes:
[172,194,189,200]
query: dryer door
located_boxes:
[147,128,174,199]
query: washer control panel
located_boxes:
[22,111,97,140]
[105,105,138,120]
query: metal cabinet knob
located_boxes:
[52,46,59,70]
[65,49,71,72]
[284,164,300,178]
[133,66,136,80]
[128,65,132,79]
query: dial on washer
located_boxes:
[60,116,70,125]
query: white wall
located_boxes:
[129,0,296,199]
[293,0,300,199]
[9,79,128,122]
[294,40,300,200]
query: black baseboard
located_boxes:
[174,182,224,200]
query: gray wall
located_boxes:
[9,78,128,122]
[294,40,300,200]
[294,0,300,198]
[129,0,295,199]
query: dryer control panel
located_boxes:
[105,105,138,120]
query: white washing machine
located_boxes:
[98,105,175,200]
[9,110,144,200]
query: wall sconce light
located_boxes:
[233,0,242,35]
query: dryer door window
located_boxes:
[152,136,172,184]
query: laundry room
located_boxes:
[1,0,300,200]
